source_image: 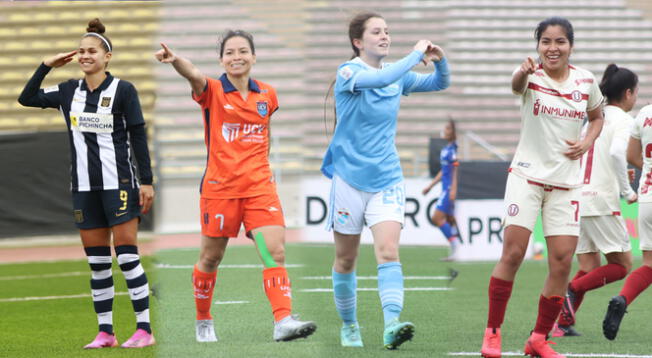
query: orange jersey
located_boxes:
[193,74,279,199]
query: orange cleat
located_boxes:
[480,327,501,358]
[524,332,566,358]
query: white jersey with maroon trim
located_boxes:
[510,64,603,188]
[632,104,652,203]
[580,105,633,215]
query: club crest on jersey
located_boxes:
[100,97,112,107]
[507,204,519,217]
[570,90,582,103]
[256,101,268,117]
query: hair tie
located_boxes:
[83,32,112,52]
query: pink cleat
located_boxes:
[121,329,156,348]
[84,331,118,349]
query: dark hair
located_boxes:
[534,16,574,47]
[84,18,112,52]
[218,30,255,58]
[447,117,457,142]
[600,63,638,103]
[348,12,384,57]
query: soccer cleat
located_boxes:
[603,295,627,340]
[383,319,415,350]
[480,327,501,358]
[551,323,581,337]
[196,319,218,342]
[83,331,118,349]
[340,322,364,347]
[121,329,155,348]
[559,288,577,326]
[524,332,566,358]
[273,315,317,342]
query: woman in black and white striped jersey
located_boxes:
[18,18,155,349]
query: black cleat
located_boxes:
[552,323,581,337]
[603,295,627,340]
[560,287,577,325]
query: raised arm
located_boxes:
[155,43,207,96]
[18,50,76,108]
[512,57,537,95]
[353,40,431,90]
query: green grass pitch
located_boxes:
[2,244,651,357]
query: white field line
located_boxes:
[155,263,305,269]
[300,275,451,280]
[214,300,249,305]
[299,287,453,292]
[449,352,652,358]
[0,271,89,280]
[0,291,129,303]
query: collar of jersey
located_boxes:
[350,57,387,70]
[80,72,114,92]
[219,73,260,94]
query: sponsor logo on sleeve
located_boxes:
[338,66,353,80]
[44,85,58,93]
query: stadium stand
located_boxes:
[0,1,159,133]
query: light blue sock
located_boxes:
[332,269,357,324]
[377,262,404,326]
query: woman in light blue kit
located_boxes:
[321,12,450,350]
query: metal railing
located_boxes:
[461,130,509,161]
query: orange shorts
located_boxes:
[200,192,285,238]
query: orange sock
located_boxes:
[263,267,292,322]
[193,265,217,320]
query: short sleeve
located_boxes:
[122,82,145,127]
[335,64,362,94]
[192,77,214,107]
[269,86,279,116]
[586,73,604,111]
[632,113,644,140]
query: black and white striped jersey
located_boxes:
[19,63,153,192]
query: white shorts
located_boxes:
[639,202,652,251]
[326,175,405,235]
[577,215,630,254]
[503,173,581,237]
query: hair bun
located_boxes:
[86,18,106,34]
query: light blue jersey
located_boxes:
[321,51,450,192]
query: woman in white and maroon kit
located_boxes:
[480,17,604,358]
[552,64,638,338]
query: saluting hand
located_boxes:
[154,43,176,63]
[139,184,155,214]
[520,56,537,75]
[44,50,77,68]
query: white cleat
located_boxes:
[273,315,317,342]
[196,319,218,342]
